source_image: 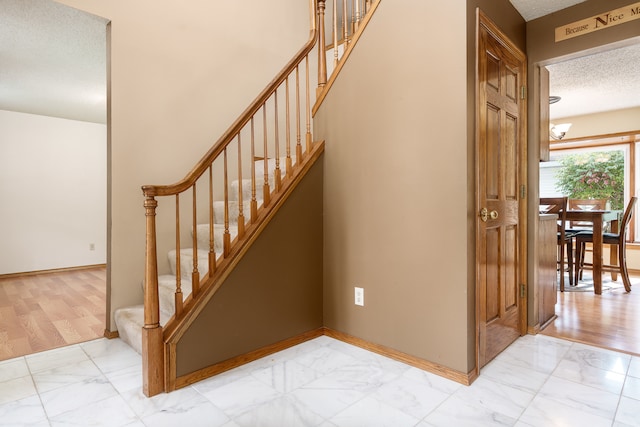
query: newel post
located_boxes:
[317,0,327,96]
[142,194,165,397]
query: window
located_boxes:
[541,131,640,241]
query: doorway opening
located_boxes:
[0,0,110,360]
[537,40,640,356]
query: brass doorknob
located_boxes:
[480,208,499,222]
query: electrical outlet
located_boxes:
[89,243,95,251]
[354,287,364,306]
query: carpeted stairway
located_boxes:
[114,157,289,354]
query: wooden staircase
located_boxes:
[116,0,381,397]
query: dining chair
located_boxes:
[574,196,637,292]
[540,197,576,291]
[567,198,608,230]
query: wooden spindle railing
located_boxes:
[139,0,380,397]
[174,195,183,316]
[343,0,348,48]
[286,77,293,178]
[329,0,372,73]
[208,166,216,275]
[317,0,327,95]
[237,135,246,238]
[250,118,258,222]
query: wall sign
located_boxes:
[555,2,640,42]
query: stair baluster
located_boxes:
[296,65,302,161]
[250,118,258,222]
[274,91,282,192]
[237,135,246,238]
[191,185,200,295]
[306,56,312,155]
[262,105,271,206]
[286,77,293,178]
[317,0,327,94]
[223,149,231,257]
[175,195,183,316]
[208,165,216,275]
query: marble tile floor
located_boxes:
[1,334,639,427]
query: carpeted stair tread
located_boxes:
[167,248,216,279]
[194,223,238,254]
[114,154,296,355]
[114,305,173,355]
[212,200,253,225]
[158,274,193,317]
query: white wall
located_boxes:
[0,110,107,274]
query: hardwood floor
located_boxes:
[0,265,637,363]
[541,274,640,356]
[0,266,106,361]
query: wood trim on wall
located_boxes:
[323,328,478,386]
[173,328,325,391]
[0,264,107,279]
[103,329,119,339]
[172,327,477,393]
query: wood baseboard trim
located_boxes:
[528,314,557,335]
[172,326,476,391]
[104,329,119,339]
[0,264,107,279]
[322,327,477,386]
[173,328,325,391]
[539,315,557,332]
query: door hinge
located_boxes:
[520,283,526,298]
[520,185,526,199]
[520,86,527,100]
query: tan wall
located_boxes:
[314,0,522,375]
[55,0,312,330]
[526,0,640,313]
[554,107,640,139]
[177,157,324,377]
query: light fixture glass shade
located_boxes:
[550,123,572,140]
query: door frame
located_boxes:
[474,9,528,374]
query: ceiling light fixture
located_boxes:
[549,95,561,104]
[550,123,572,140]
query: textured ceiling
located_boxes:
[547,43,640,120]
[509,0,588,21]
[0,0,107,124]
[0,0,638,124]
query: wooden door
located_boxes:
[476,11,527,368]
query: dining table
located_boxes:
[565,209,621,294]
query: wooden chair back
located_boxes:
[540,197,568,236]
[568,198,608,228]
[617,196,638,244]
[574,196,637,292]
